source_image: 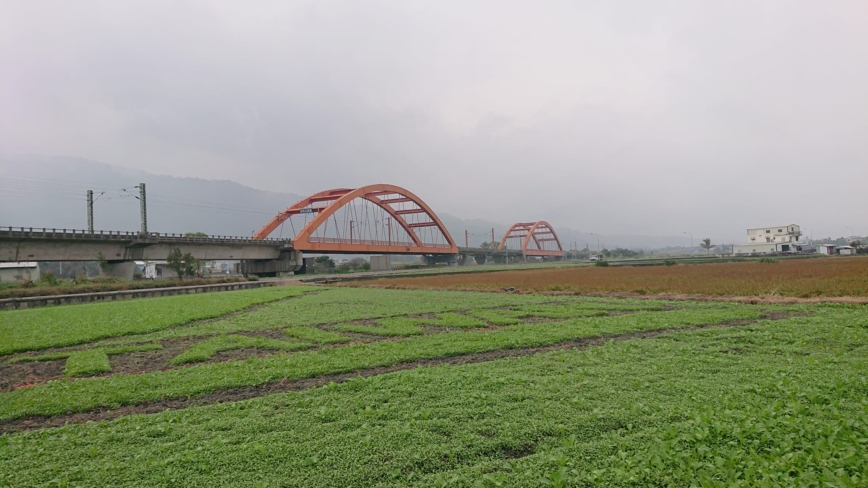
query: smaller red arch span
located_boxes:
[253,184,458,255]
[498,221,564,257]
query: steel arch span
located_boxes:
[498,221,564,257]
[253,184,459,254]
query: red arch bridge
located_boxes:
[249,184,564,270]
[0,184,565,276]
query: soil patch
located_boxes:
[0,312,797,434]
[0,360,66,392]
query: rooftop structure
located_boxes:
[747,225,802,244]
[734,224,804,255]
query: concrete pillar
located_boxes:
[370,255,392,271]
[474,255,486,265]
[104,261,137,280]
[238,250,303,277]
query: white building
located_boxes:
[837,245,856,256]
[733,225,804,255]
[816,244,836,255]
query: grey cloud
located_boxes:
[1,0,866,241]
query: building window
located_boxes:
[778,229,782,233]
[766,230,771,233]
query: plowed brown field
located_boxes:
[363,257,868,297]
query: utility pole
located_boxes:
[491,228,495,248]
[386,217,391,245]
[465,230,469,248]
[137,183,148,235]
[350,220,354,243]
[86,190,94,233]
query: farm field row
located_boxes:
[363,256,868,298]
[0,286,315,355]
[1,293,866,486]
[0,288,777,422]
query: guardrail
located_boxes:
[308,236,454,249]
[0,226,292,245]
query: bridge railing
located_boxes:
[307,237,454,249]
[0,227,291,245]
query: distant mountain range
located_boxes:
[0,154,697,250]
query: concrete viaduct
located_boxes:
[1,183,565,277]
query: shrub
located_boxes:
[0,276,247,299]
[594,260,610,267]
[664,260,677,267]
[38,271,58,286]
[759,257,778,264]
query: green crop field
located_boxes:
[1,285,866,486]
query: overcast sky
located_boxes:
[2,1,866,240]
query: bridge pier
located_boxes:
[474,255,486,265]
[422,254,459,267]
[238,250,303,277]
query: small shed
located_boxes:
[815,244,836,255]
[837,245,856,256]
[0,262,40,283]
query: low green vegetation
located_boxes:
[5,285,861,487]
[170,335,311,365]
[0,307,766,420]
[9,344,163,364]
[335,317,426,336]
[1,303,865,487]
[7,351,73,364]
[0,286,313,356]
[467,308,523,325]
[283,326,349,344]
[96,289,581,345]
[427,312,486,328]
[64,349,111,377]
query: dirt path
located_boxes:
[0,313,794,434]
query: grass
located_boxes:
[283,326,349,344]
[335,317,426,336]
[94,288,579,346]
[8,344,164,365]
[1,304,865,487]
[170,335,311,365]
[467,309,523,325]
[0,306,768,420]
[64,349,111,377]
[0,286,314,356]
[364,256,868,297]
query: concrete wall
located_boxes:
[0,266,39,283]
[0,238,284,262]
